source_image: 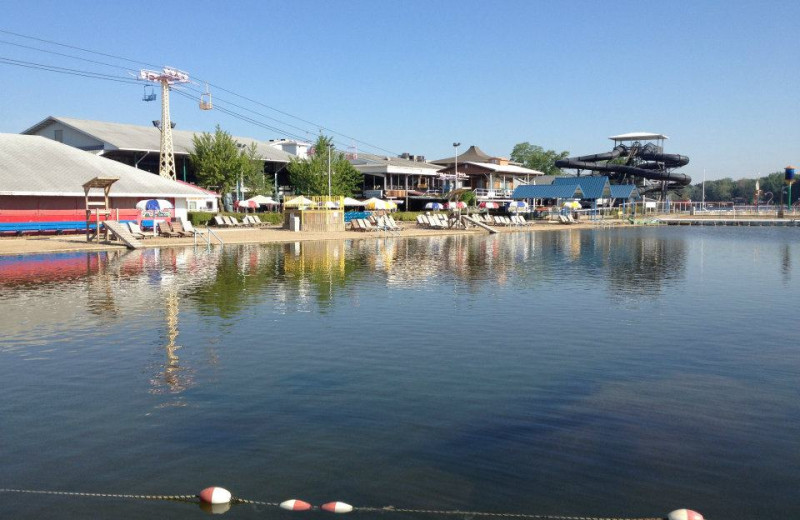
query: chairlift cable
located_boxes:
[0,27,401,157]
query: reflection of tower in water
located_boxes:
[150,251,193,397]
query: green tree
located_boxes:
[240,142,270,196]
[287,135,363,196]
[189,125,258,196]
[510,142,570,176]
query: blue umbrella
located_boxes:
[425,202,444,210]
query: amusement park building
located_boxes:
[22,116,295,187]
[0,134,215,219]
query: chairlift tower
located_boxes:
[139,67,190,180]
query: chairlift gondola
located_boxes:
[199,83,213,110]
[142,85,156,102]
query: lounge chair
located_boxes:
[416,215,427,227]
[350,219,365,231]
[213,215,227,227]
[387,216,403,231]
[360,218,378,232]
[179,217,204,236]
[157,221,180,237]
[169,219,193,237]
[126,222,148,239]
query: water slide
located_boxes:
[555,143,691,190]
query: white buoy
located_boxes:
[667,509,704,520]
[280,499,313,511]
[321,501,353,513]
[198,487,232,505]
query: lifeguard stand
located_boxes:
[82,177,118,242]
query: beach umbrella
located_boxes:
[507,201,528,212]
[447,201,467,210]
[247,195,278,206]
[343,197,365,206]
[136,199,173,210]
[363,197,388,210]
[237,200,257,209]
[479,201,499,209]
[322,200,339,208]
[425,202,444,210]
[284,196,314,207]
[385,200,398,210]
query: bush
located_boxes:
[188,211,283,226]
[392,211,422,221]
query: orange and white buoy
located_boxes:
[198,487,232,505]
[280,499,313,511]
[668,509,704,520]
[321,501,353,513]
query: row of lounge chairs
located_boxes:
[123,218,203,239]
[480,215,532,227]
[213,215,269,227]
[558,214,577,224]
[350,215,403,232]
[416,214,455,229]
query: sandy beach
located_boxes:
[0,219,620,257]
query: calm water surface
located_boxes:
[1,227,798,519]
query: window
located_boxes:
[54,129,63,142]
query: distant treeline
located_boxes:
[672,171,796,204]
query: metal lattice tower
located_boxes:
[139,67,190,180]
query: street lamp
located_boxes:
[328,143,334,198]
[452,142,460,193]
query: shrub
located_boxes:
[187,211,283,226]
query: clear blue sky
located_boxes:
[1,0,797,181]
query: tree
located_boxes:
[240,142,269,196]
[189,125,264,196]
[287,135,363,196]
[510,142,570,176]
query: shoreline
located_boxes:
[0,220,624,257]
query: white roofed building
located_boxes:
[22,116,295,188]
[0,134,217,220]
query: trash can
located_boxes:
[289,216,301,232]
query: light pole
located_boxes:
[328,143,334,198]
[452,142,460,193]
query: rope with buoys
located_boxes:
[0,487,704,520]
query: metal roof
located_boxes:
[0,134,214,198]
[431,145,494,165]
[512,184,584,200]
[463,162,544,175]
[609,184,640,199]
[349,152,441,175]
[23,116,294,163]
[608,132,668,141]
[553,176,610,199]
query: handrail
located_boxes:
[206,227,224,246]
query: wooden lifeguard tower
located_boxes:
[82,176,118,243]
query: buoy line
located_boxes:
[0,487,703,520]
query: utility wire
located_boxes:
[0,27,401,157]
[0,56,141,85]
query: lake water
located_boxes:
[1,227,798,520]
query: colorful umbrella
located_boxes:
[237,200,257,209]
[447,201,467,210]
[425,202,444,210]
[136,199,173,210]
[479,201,499,209]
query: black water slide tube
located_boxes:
[555,144,691,188]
